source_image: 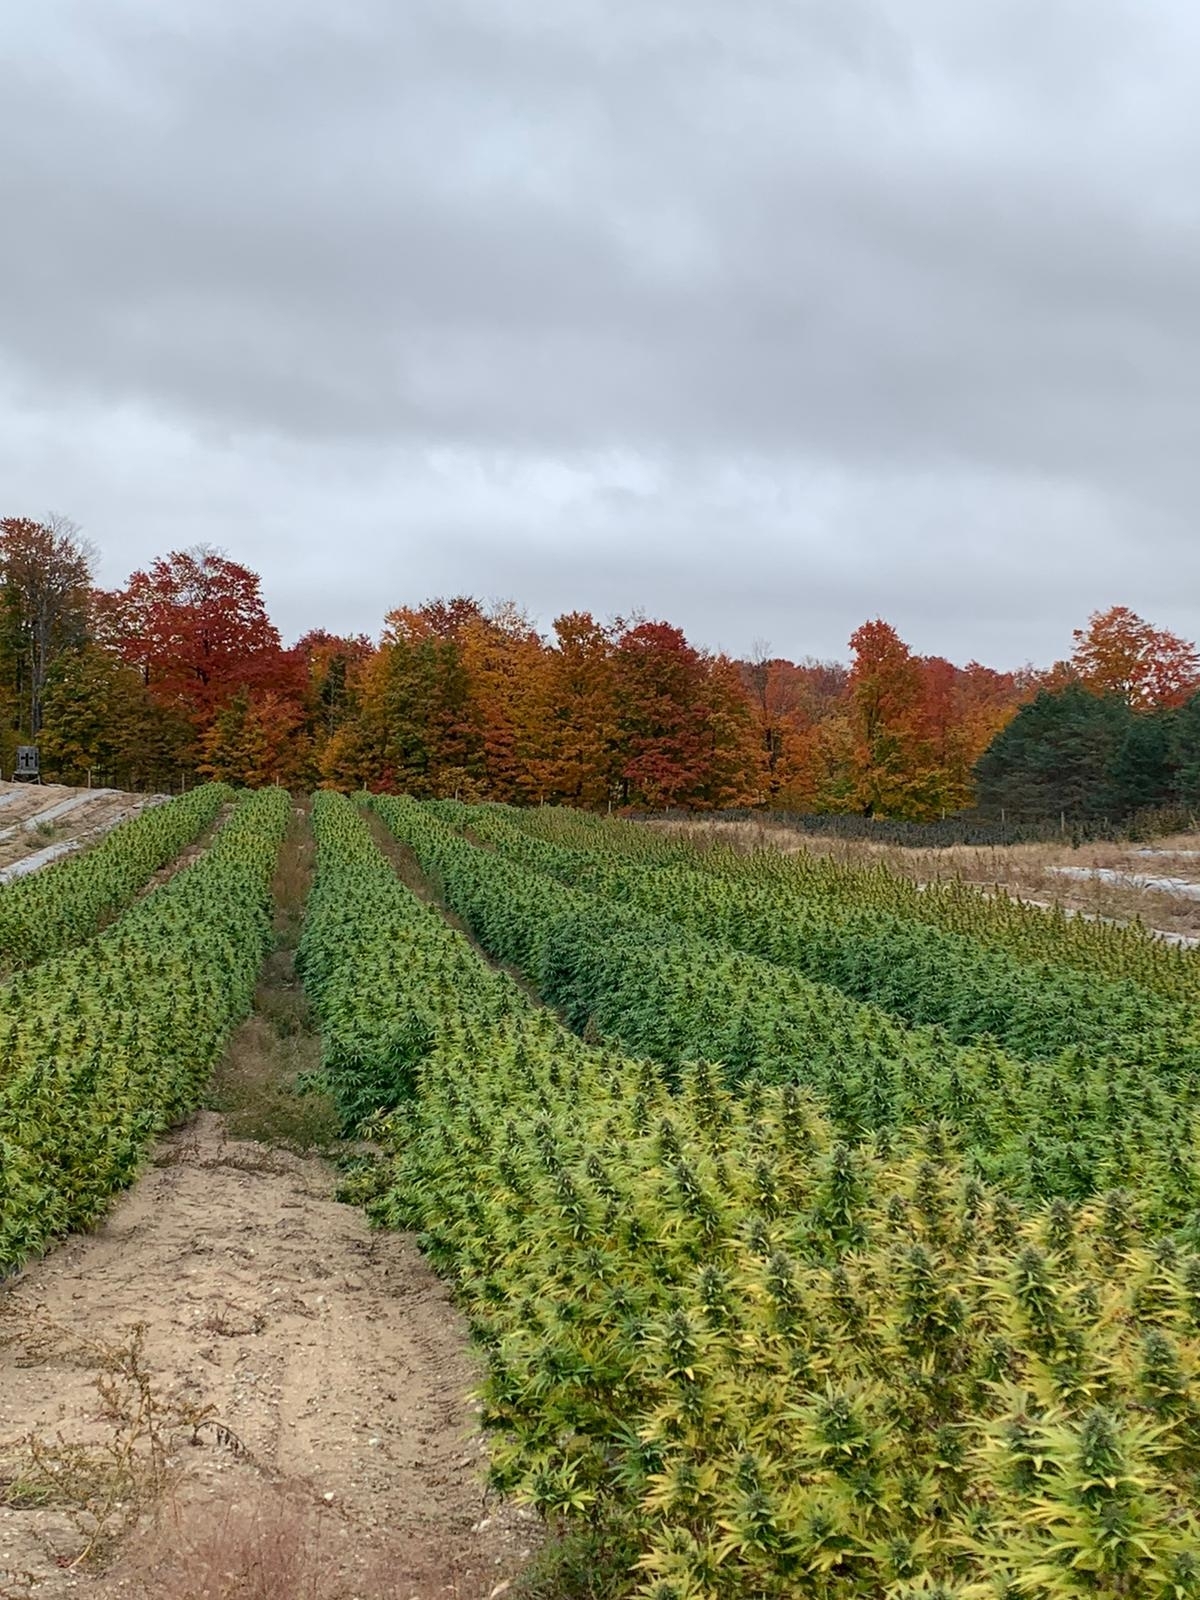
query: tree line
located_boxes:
[1,515,1195,820]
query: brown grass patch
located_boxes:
[0,1309,244,1576]
[102,1486,402,1600]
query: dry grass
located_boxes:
[103,1488,399,1600]
[0,1309,243,1578]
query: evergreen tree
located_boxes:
[974,685,1131,820]
[1171,692,1200,811]
[1108,705,1177,814]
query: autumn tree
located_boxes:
[100,546,303,726]
[294,628,375,781]
[919,656,1027,814]
[295,630,374,742]
[740,649,851,807]
[612,621,762,808]
[1071,605,1199,709]
[526,612,622,806]
[457,603,547,803]
[38,643,192,789]
[323,598,485,795]
[0,515,95,738]
[846,620,939,817]
[198,689,312,788]
[700,652,769,807]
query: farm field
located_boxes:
[651,814,1200,947]
[4,795,1200,1597]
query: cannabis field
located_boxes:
[5,790,1200,1598]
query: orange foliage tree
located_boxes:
[525,612,622,807]
[845,620,938,817]
[1071,605,1200,709]
[457,603,547,803]
[740,653,850,809]
[198,689,311,788]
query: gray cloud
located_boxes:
[3,0,1200,665]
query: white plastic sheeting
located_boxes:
[1049,865,1200,902]
[0,840,83,885]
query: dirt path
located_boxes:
[0,805,533,1600]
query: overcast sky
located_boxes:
[3,1,1199,667]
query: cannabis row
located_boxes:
[302,792,1200,1600]
[442,801,1196,1073]
[0,787,288,1271]
[493,801,1199,1006]
[366,797,1200,1223]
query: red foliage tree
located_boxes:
[612,621,762,808]
[100,546,304,726]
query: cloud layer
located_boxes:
[3,0,1199,664]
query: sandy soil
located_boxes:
[0,784,163,879]
[0,1114,531,1599]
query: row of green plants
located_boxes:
[444,803,1198,1073]
[0,787,288,1271]
[372,796,1200,1219]
[0,783,231,973]
[492,803,1200,1005]
[301,792,1200,1599]
[295,792,518,1129]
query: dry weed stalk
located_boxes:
[107,1488,403,1600]
[0,1304,249,1572]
